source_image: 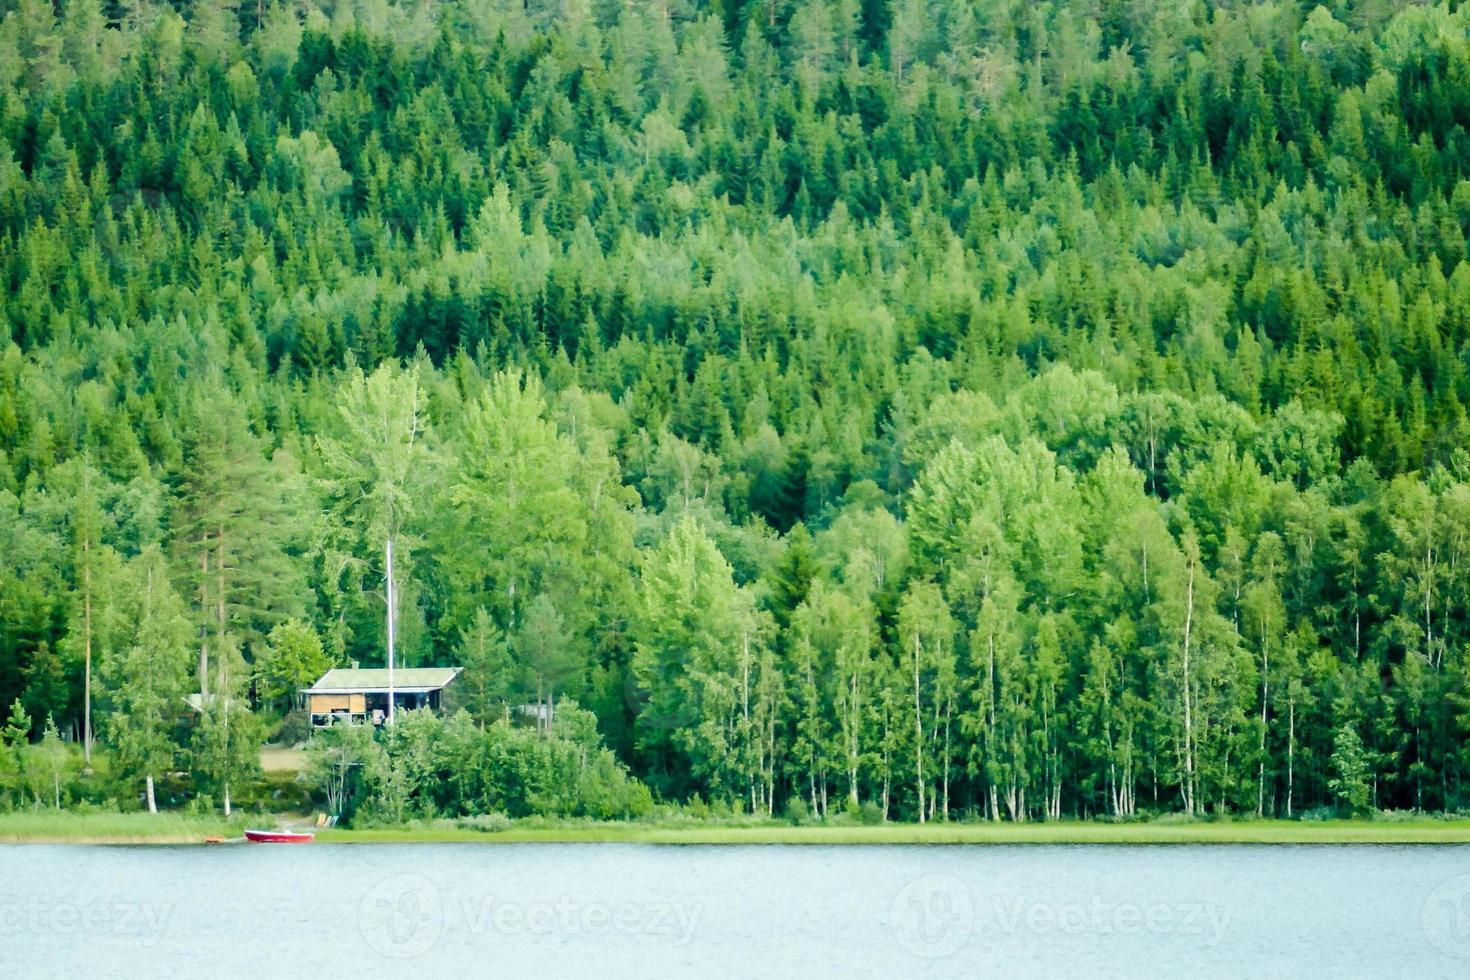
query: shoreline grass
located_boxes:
[315,819,1470,845]
[0,811,250,844]
[5,811,1470,844]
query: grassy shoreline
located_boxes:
[5,811,1470,844]
[0,811,250,844]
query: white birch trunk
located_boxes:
[1182,554,1196,816]
[913,633,925,824]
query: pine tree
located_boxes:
[457,608,515,729]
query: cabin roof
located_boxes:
[305,667,462,695]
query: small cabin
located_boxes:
[304,667,462,728]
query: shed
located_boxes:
[304,666,462,728]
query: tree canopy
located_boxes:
[2,0,1470,821]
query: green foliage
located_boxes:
[305,720,384,821]
[190,695,265,814]
[632,517,770,801]
[4,0,1470,821]
[1328,724,1372,816]
[308,707,651,825]
[26,715,71,808]
[100,548,193,809]
[316,360,434,663]
[3,699,30,748]
[255,620,333,709]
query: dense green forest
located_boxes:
[2,0,1470,823]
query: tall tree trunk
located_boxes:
[987,629,998,822]
[882,763,890,820]
[941,696,951,821]
[881,709,891,821]
[848,671,860,806]
[217,524,232,814]
[1257,628,1269,818]
[741,633,754,814]
[1286,695,1295,818]
[1181,553,1196,816]
[386,534,397,724]
[912,634,926,824]
[82,543,92,764]
[1424,542,1434,668]
[766,707,777,817]
[145,774,157,815]
[199,533,210,697]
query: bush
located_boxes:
[306,706,657,825]
[272,711,311,747]
[456,812,513,833]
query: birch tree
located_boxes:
[443,369,637,682]
[317,360,432,722]
[631,517,765,801]
[1242,532,1286,816]
[103,548,191,814]
[898,580,955,822]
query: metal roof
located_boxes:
[305,667,462,694]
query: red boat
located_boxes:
[244,828,315,843]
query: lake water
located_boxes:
[3,843,1469,977]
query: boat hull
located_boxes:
[244,829,315,843]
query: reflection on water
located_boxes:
[2,843,1468,978]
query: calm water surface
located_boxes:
[3,843,1470,977]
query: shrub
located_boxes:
[272,711,311,747]
[457,812,513,833]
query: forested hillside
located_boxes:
[3,0,1470,821]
